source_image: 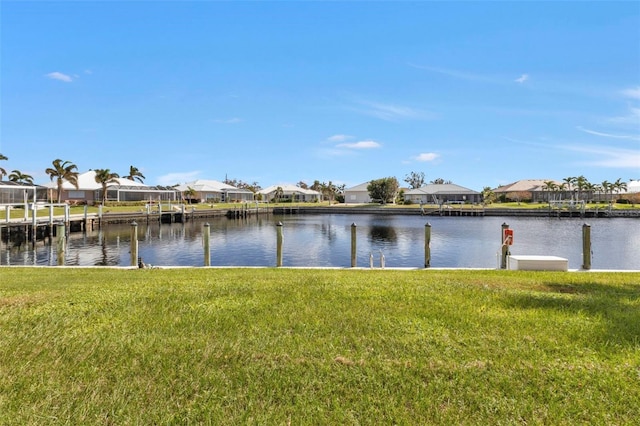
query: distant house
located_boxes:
[42,171,179,204]
[404,183,481,204]
[343,182,373,204]
[493,179,563,203]
[259,184,321,202]
[0,181,48,204]
[175,180,254,203]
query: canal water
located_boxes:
[1,214,638,270]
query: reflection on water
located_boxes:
[369,225,398,244]
[1,214,639,270]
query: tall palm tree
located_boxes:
[274,186,284,203]
[123,165,145,183]
[94,169,120,205]
[542,180,557,202]
[45,159,79,203]
[612,178,627,201]
[601,180,612,202]
[0,153,7,180]
[562,176,576,192]
[8,170,34,185]
[576,175,589,201]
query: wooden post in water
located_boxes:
[582,223,591,270]
[424,222,431,268]
[203,222,211,266]
[130,221,138,267]
[56,223,66,266]
[49,204,54,228]
[500,222,510,269]
[351,223,357,268]
[276,222,283,267]
[31,204,37,244]
[64,204,70,228]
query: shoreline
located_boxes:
[91,204,640,224]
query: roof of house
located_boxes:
[259,184,321,195]
[0,181,42,189]
[626,180,640,194]
[42,170,148,191]
[175,180,253,194]
[344,182,372,192]
[493,179,561,193]
[405,183,480,195]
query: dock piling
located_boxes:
[276,222,283,267]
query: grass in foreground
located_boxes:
[0,268,638,424]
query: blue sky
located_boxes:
[1,1,639,191]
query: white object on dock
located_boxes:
[508,255,568,271]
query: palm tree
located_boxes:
[0,153,8,180]
[183,186,197,204]
[576,175,589,201]
[94,169,120,205]
[562,176,576,197]
[612,178,628,201]
[123,165,145,183]
[274,186,284,203]
[542,180,557,202]
[583,182,597,203]
[8,170,34,185]
[45,159,79,203]
[601,180,612,202]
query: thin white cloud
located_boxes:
[337,140,381,149]
[621,86,640,99]
[156,171,201,186]
[563,145,640,169]
[577,126,640,141]
[414,152,440,162]
[607,107,640,126]
[327,134,353,143]
[515,74,529,84]
[45,72,72,82]
[408,63,489,82]
[212,118,243,124]
[352,100,437,122]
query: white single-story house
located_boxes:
[259,184,321,202]
[343,182,373,204]
[43,171,179,204]
[404,183,482,204]
[175,180,254,203]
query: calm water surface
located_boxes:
[2,214,639,270]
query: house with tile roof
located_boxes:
[492,179,563,202]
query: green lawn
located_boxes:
[1,268,638,424]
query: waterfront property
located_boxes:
[0,181,48,204]
[259,184,322,202]
[42,170,180,204]
[404,183,482,204]
[344,182,374,204]
[176,180,255,203]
